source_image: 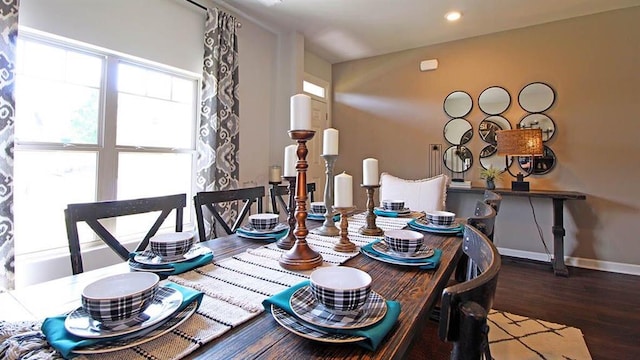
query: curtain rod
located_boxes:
[185,0,242,28]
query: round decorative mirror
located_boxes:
[480,145,512,171]
[443,91,473,118]
[479,115,511,145]
[444,118,473,145]
[443,145,473,173]
[478,86,510,115]
[519,114,556,142]
[518,82,555,113]
[517,145,556,175]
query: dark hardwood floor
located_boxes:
[407,257,640,360]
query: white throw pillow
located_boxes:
[379,173,449,212]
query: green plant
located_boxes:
[479,166,502,181]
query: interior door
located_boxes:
[308,99,329,203]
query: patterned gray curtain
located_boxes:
[196,8,240,240]
[0,0,18,291]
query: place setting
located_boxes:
[263,266,401,350]
[373,200,412,218]
[361,229,443,269]
[407,210,465,235]
[40,272,204,358]
[307,201,340,221]
[127,231,213,275]
[235,213,290,241]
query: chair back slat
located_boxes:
[269,183,316,214]
[65,193,187,275]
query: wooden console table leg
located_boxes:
[552,198,569,277]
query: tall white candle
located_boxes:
[269,165,282,183]
[362,158,379,186]
[322,128,339,155]
[283,145,297,177]
[334,172,353,207]
[290,94,312,131]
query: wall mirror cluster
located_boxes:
[443,91,473,175]
[441,82,558,179]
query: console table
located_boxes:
[447,187,587,277]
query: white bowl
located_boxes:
[249,213,279,230]
[150,232,195,259]
[309,267,372,314]
[81,272,159,324]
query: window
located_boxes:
[303,80,325,99]
[14,32,199,256]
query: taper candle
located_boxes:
[334,172,353,207]
[269,165,282,182]
[290,94,312,130]
[322,128,339,155]
[362,158,379,185]
[283,145,297,177]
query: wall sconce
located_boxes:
[496,128,543,191]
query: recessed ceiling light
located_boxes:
[445,11,462,22]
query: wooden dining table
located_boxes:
[3,219,463,359]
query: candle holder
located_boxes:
[313,154,340,236]
[359,184,384,236]
[279,130,323,270]
[276,176,296,250]
[333,206,357,252]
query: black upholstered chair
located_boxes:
[439,224,501,360]
[194,186,264,241]
[65,193,187,274]
[269,182,316,214]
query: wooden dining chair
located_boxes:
[483,190,502,213]
[439,224,501,360]
[468,200,497,241]
[269,182,316,214]
[194,186,265,241]
[65,193,187,275]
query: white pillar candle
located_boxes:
[269,165,282,183]
[290,94,312,131]
[322,128,339,155]
[334,172,353,207]
[283,145,297,177]
[362,158,379,186]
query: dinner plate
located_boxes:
[73,299,198,354]
[414,217,462,229]
[360,247,439,267]
[127,259,174,273]
[372,241,435,260]
[270,305,365,344]
[133,245,211,266]
[237,222,288,235]
[65,286,183,339]
[374,207,411,216]
[289,286,387,330]
[236,229,288,241]
[407,219,464,235]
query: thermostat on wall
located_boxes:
[420,59,438,72]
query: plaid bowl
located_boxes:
[384,229,424,254]
[309,267,372,314]
[310,202,326,214]
[150,232,195,259]
[249,213,279,230]
[81,272,159,324]
[425,211,456,226]
[382,200,405,211]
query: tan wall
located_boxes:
[332,7,640,270]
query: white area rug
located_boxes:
[489,310,592,360]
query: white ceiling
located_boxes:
[218,0,640,63]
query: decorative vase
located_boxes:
[486,179,495,190]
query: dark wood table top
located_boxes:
[8,222,463,360]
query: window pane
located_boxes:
[14,151,97,254]
[146,70,171,99]
[117,63,146,95]
[66,51,102,87]
[116,93,193,148]
[117,152,194,232]
[303,80,325,98]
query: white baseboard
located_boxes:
[497,247,640,276]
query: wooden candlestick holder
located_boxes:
[313,154,339,236]
[333,206,357,252]
[276,176,297,250]
[278,130,323,270]
[359,184,384,236]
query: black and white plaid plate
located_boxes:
[73,299,197,354]
[361,247,438,267]
[134,245,211,266]
[408,219,463,235]
[372,241,435,260]
[238,222,288,235]
[415,217,462,229]
[271,305,365,343]
[289,286,387,330]
[65,286,183,339]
